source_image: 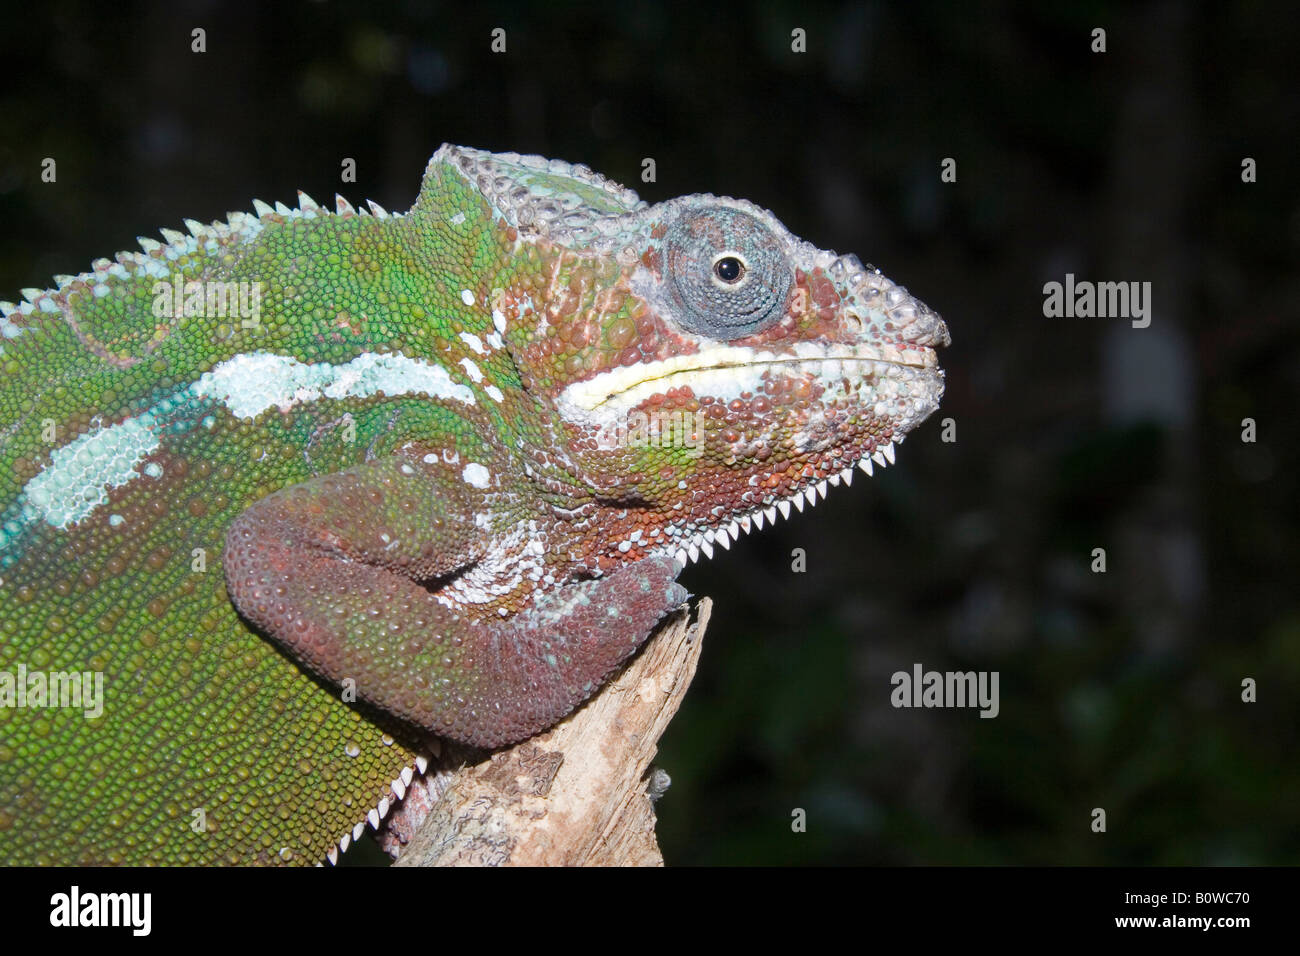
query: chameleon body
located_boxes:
[0,146,948,864]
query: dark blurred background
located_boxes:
[1,0,1295,865]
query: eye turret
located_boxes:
[664,207,791,339]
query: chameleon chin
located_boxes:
[0,145,947,864]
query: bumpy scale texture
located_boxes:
[0,146,948,865]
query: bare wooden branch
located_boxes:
[390,598,711,867]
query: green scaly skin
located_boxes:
[0,146,948,864]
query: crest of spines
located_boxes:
[655,438,900,568]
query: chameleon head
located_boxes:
[437,146,949,566]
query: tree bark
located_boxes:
[389,598,711,867]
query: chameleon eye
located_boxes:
[713,254,746,284]
[664,207,791,340]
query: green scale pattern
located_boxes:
[0,163,515,864]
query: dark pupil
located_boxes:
[715,256,743,282]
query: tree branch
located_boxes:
[388,598,711,867]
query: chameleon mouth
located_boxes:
[618,430,905,570]
[558,342,942,416]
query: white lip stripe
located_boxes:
[557,351,938,429]
[557,342,936,416]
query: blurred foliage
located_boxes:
[0,0,1295,864]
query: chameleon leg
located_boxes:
[463,556,690,745]
[223,454,687,747]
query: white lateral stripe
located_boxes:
[193,351,477,419]
[16,350,476,533]
[22,413,161,529]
